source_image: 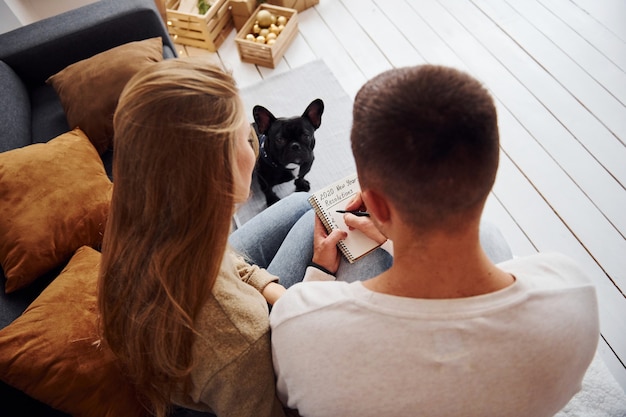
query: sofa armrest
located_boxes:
[0,0,176,86]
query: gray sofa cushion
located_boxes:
[0,61,30,152]
[29,84,69,144]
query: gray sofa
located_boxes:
[0,0,176,414]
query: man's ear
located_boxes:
[362,189,391,225]
[302,99,324,130]
[252,105,276,134]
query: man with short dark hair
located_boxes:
[270,65,599,417]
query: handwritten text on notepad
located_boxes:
[320,176,359,207]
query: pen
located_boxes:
[336,210,370,217]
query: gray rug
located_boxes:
[235,59,356,226]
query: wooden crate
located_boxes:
[229,0,258,31]
[235,4,298,68]
[166,0,233,51]
[264,0,318,12]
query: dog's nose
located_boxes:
[290,142,301,151]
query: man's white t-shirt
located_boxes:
[270,253,599,417]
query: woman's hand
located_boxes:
[343,193,387,245]
[262,282,286,305]
[312,215,347,274]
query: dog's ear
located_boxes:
[302,99,324,130]
[253,105,276,134]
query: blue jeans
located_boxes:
[229,193,512,288]
[229,193,314,288]
[229,193,393,288]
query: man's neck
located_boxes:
[363,227,514,299]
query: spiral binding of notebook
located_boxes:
[337,241,356,263]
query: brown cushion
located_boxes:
[0,246,146,417]
[46,37,163,154]
[0,128,113,293]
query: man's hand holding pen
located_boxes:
[341,192,388,245]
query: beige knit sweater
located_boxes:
[172,251,287,417]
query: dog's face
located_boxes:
[253,99,324,168]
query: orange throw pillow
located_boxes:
[0,246,146,417]
[46,37,163,154]
[0,128,112,293]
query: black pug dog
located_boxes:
[252,98,324,206]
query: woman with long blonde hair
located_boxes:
[97,57,319,417]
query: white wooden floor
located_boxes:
[176,0,626,392]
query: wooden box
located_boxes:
[166,0,233,51]
[264,0,318,12]
[229,0,258,31]
[235,4,298,68]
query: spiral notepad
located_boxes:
[308,173,382,263]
